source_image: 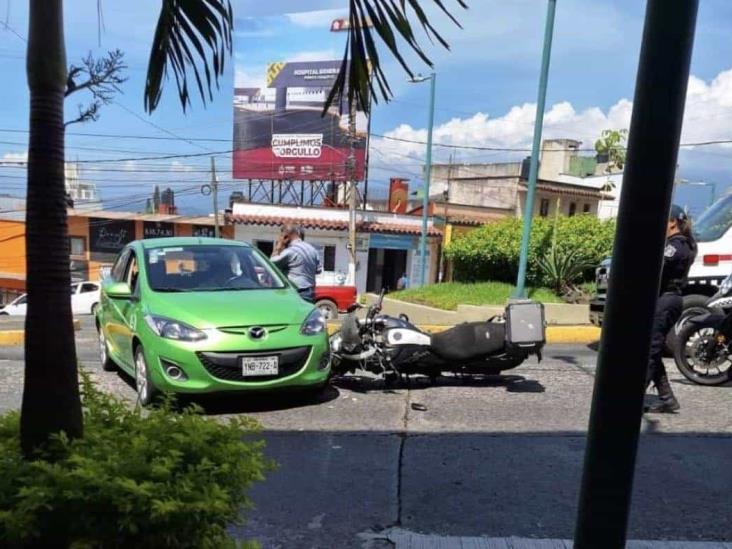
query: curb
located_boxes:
[327,323,601,344]
[0,319,83,346]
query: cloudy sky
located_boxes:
[1,0,732,216]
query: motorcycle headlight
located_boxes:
[144,314,207,342]
[300,308,326,336]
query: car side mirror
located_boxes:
[105,281,132,299]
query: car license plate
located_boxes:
[241,356,279,377]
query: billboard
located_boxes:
[233,8,368,181]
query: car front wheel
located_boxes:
[134,345,159,406]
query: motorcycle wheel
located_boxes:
[664,294,716,356]
[673,322,732,386]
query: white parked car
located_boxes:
[71,281,101,315]
[0,293,27,316]
[0,281,101,316]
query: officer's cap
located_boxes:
[669,204,688,223]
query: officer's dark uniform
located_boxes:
[646,228,696,411]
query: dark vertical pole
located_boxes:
[574,2,698,548]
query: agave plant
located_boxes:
[537,245,593,295]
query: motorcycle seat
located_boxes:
[431,321,506,361]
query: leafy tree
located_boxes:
[594,129,628,192]
[22,0,466,455]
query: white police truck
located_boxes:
[590,194,732,328]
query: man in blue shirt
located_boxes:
[270,224,322,303]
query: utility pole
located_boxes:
[514,0,557,298]
[347,104,358,286]
[210,157,220,238]
[574,1,698,547]
[331,17,370,287]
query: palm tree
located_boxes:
[21,0,465,455]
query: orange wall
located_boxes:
[1,216,237,284]
[0,220,26,275]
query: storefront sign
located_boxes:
[369,233,416,251]
[143,221,174,238]
[89,218,135,262]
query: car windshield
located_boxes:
[144,245,286,292]
[693,194,732,242]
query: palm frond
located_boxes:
[326,0,468,114]
[145,0,233,113]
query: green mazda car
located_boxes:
[96,237,330,405]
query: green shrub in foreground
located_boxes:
[445,215,615,286]
[0,374,272,548]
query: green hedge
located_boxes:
[0,374,272,548]
[445,215,615,286]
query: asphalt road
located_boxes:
[1,317,730,548]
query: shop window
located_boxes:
[539,198,550,217]
[323,245,336,271]
[69,236,86,256]
[569,202,577,217]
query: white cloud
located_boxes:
[286,49,340,63]
[234,67,266,90]
[285,9,345,29]
[372,67,732,170]
[1,151,28,164]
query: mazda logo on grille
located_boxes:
[248,326,266,340]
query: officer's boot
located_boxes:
[645,373,680,413]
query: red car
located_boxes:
[314,285,357,319]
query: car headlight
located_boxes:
[144,314,207,342]
[300,308,326,336]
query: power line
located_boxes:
[0,127,230,143]
[111,101,215,153]
[0,20,26,43]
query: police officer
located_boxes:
[645,205,697,413]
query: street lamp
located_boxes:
[677,179,716,208]
[513,0,557,298]
[409,72,436,287]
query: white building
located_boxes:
[228,202,442,294]
[65,162,103,210]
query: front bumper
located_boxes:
[141,326,330,394]
[589,297,605,327]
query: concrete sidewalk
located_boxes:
[370,529,732,548]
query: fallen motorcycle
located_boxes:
[329,290,546,381]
